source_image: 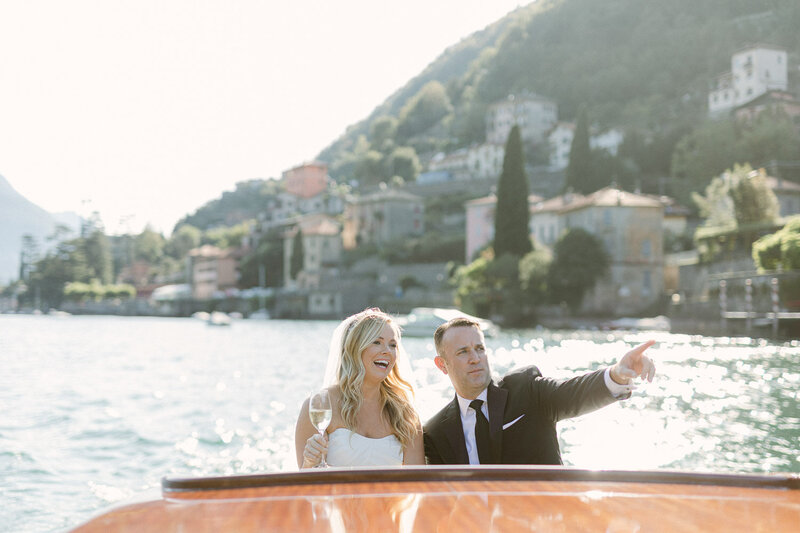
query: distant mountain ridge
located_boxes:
[0,174,80,283]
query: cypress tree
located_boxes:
[494,125,532,257]
[565,106,593,194]
[290,229,304,280]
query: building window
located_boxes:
[642,239,651,258]
[643,271,651,296]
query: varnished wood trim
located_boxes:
[162,466,800,493]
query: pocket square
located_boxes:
[503,414,525,430]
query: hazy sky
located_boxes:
[0,0,527,235]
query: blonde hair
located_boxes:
[335,308,419,449]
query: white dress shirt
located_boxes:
[455,368,632,465]
[455,389,489,465]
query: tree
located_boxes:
[83,229,113,284]
[672,112,800,203]
[19,234,40,282]
[238,239,284,288]
[564,106,593,194]
[369,115,398,152]
[165,225,202,260]
[519,246,553,304]
[452,251,521,321]
[202,222,249,249]
[134,226,166,263]
[452,85,487,145]
[548,228,609,312]
[353,150,386,186]
[692,164,779,244]
[728,166,779,226]
[396,81,453,140]
[452,245,550,326]
[692,174,736,228]
[385,146,421,182]
[494,125,532,257]
[452,252,493,318]
[290,229,304,280]
[753,216,800,271]
[25,236,91,309]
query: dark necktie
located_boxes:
[469,399,492,464]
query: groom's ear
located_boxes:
[434,356,448,375]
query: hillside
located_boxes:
[317,0,800,189]
[173,0,800,236]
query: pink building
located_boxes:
[283,161,329,199]
[188,245,243,300]
[464,194,543,261]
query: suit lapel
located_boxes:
[441,396,469,464]
[487,382,507,463]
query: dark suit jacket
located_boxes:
[423,366,624,465]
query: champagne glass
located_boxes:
[309,389,332,467]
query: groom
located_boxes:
[423,317,656,465]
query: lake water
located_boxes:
[1,314,798,532]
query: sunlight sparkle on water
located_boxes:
[3,315,800,533]
[88,482,131,503]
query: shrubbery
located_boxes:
[64,281,136,302]
[753,216,800,271]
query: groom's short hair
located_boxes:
[434,317,482,357]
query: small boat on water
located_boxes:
[206,311,232,326]
[396,307,498,337]
[69,466,800,532]
[191,311,210,321]
[602,315,671,331]
[248,308,271,319]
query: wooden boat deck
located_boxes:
[71,466,800,532]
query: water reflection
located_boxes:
[1,315,799,532]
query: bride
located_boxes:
[295,308,424,467]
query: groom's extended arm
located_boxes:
[536,340,657,421]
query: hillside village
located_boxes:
[130,45,800,323]
[4,43,800,333]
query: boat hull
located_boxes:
[70,466,800,532]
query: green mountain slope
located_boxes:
[317,0,800,185]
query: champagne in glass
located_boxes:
[309,389,332,467]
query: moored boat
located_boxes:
[602,315,672,331]
[248,308,271,319]
[69,466,800,532]
[395,307,498,337]
[207,311,232,326]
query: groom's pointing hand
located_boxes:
[610,340,656,385]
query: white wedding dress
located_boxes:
[326,428,403,467]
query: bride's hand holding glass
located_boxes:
[303,389,331,468]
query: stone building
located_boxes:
[188,245,243,300]
[466,188,666,315]
[341,189,424,249]
[709,45,788,116]
[486,93,557,145]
